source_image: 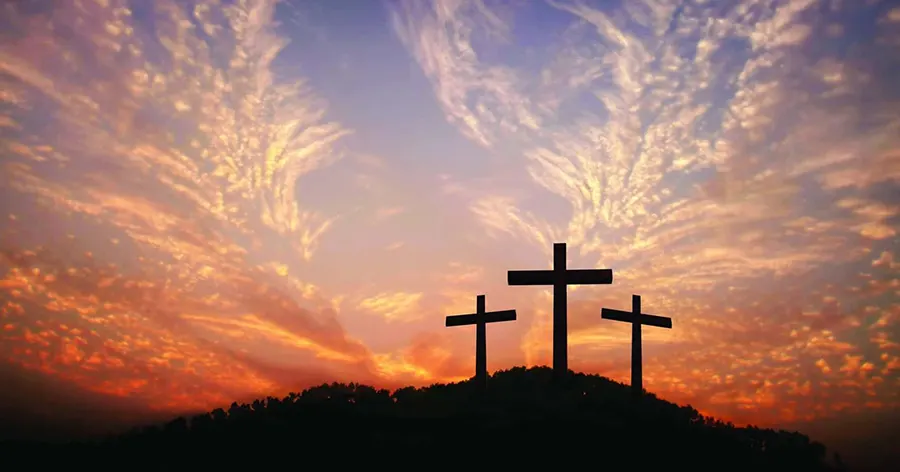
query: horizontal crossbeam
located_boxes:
[601,308,672,329]
[565,269,613,285]
[445,309,517,327]
[508,270,553,286]
[507,269,613,286]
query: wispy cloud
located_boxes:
[357,292,425,323]
[390,0,541,148]
[0,0,369,412]
[374,206,406,221]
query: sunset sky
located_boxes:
[1,0,899,454]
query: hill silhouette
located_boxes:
[0,367,844,471]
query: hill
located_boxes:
[1,367,843,471]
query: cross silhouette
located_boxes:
[508,242,613,380]
[445,294,517,390]
[601,294,672,397]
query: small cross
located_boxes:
[601,294,672,397]
[508,242,613,380]
[445,294,517,391]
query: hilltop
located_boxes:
[2,367,843,471]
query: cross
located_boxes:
[601,294,672,397]
[508,242,613,380]
[445,294,517,391]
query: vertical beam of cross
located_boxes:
[445,295,517,391]
[508,242,614,380]
[476,294,486,380]
[553,243,568,380]
[601,294,673,397]
[632,294,641,396]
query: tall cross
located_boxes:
[601,294,672,397]
[445,294,517,391]
[508,242,613,380]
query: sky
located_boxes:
[0,0,898,461]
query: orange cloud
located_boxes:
[357,292,425,323]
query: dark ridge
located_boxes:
[0,367,845,471]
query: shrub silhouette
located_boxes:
[0,367,844,471]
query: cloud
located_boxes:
[0,240,381,411]
[441,262,484,285]
[373,332,472,386]
[873,251,899,270]
[385,241,406,251]
[1,0,351,260]
[0,0,380,416]
[389,0,541,148]
[373,206,406,221]
[470,195,558,250]
[357,292,425,323]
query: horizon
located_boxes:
[0,364,865,443]
[1,0,898,467]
